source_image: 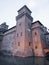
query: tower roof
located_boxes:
[32,20,44,26]
[17,5,32,15]
[18,5,32,13]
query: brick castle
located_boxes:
[0,5,49,57]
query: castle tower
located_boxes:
[13,5,33,57]
[32,21,44,57]
[0,22,8,50]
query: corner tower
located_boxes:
[13,5,33,57]
[32,21,44,57]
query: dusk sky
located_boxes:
[0,0,49,29]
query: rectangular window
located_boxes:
[29,42,31,46]
[17,33,18,37]
[18,42,20,46]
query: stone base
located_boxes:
[13,48,33,57]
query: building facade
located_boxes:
[0,5,49,57]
